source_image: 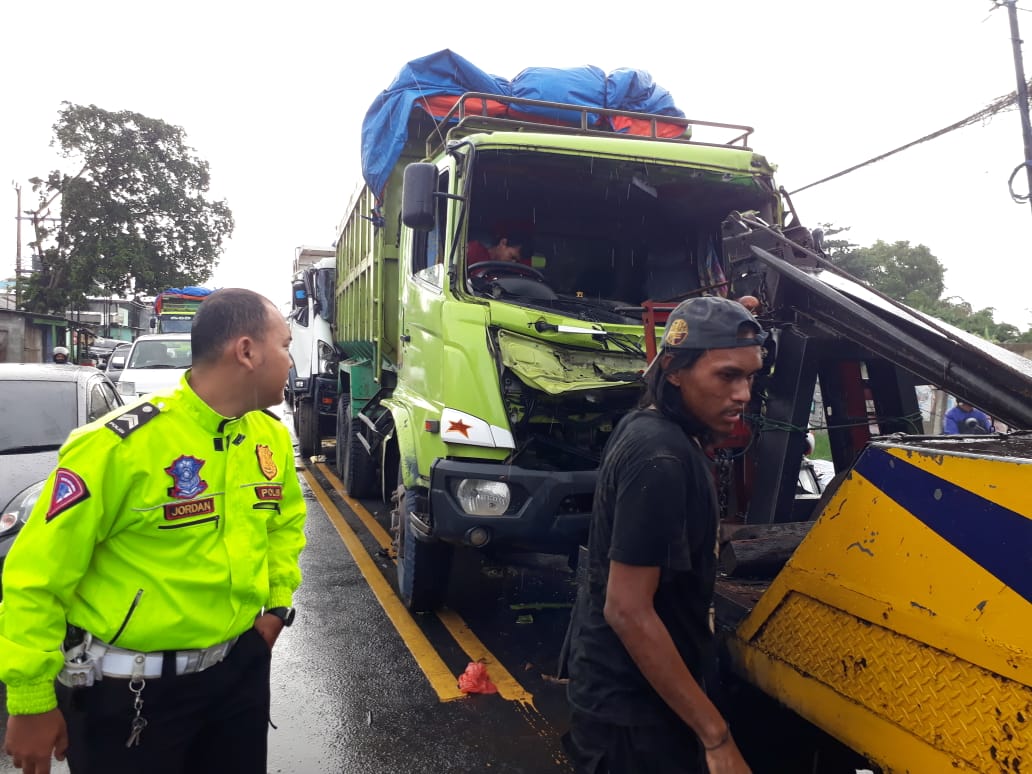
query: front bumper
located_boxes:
[427,459,595,551]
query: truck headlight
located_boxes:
[455,479,510,516]
[1,481,45,537]
[118,380,136,396]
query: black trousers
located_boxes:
[56,627,272,774]
[562,710,705,774]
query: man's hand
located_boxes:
[4,709,68,774]
[253,613,285,650]
[704,734,751,773]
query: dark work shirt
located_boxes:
[567,408,718,726]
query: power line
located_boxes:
[788,80,1030,195]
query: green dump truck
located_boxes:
[293,52,794,611]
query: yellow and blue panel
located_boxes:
[728,438,1031,772]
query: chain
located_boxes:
[715,448,733,521]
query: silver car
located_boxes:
[0,364,124,593]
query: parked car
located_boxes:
[0,364,124,594]
[88,336,132,369]
[116,333,191,398]
[103,341,133,383]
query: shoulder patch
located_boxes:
[47,469,90,521]
[105,402,161,439]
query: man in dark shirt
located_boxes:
[565,295,764,774]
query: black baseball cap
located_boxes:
[645,296,767,374]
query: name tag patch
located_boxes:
[164,497,215,521]
[254,485,283,501]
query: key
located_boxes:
[125,716,147,748]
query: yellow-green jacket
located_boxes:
[0,374,306,714]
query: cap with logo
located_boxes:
[645,296,767,375]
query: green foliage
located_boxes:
[825,230,1029,343]
[830,239,945,304]
[21,103,233,314]
[810,429,831,461]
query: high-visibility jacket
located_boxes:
[0,374,306,715]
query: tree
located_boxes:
[826,231,1028,344]
[830,239,945,305]
[22,103,233,313]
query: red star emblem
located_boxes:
[447,419,472,438]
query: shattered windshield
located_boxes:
[462,148,773,323]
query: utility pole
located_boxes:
[12,181,22,308]
[1004,0,1032,213]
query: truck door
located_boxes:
[399,163,453,409]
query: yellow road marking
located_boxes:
[300,468,465,702]
[317,464,393,550]
[314,463,536,709]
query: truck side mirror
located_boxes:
[292,279,308,308]
[109,355,126,370]
[402,163,436,231]
[149,317,156,330]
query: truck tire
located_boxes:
[395,469,453,612]
[342,416,377,499]
[296,399,319,458]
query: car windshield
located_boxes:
[0,381,78,452]
[128,340,192,369]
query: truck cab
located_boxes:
[287,249,338,457]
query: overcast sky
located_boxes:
[3,0,1031,326]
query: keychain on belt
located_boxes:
[125,655,148,748]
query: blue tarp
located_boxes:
[360,50,684,199]
[162,287,213,297]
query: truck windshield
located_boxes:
[462,148,773,323]
[314,268,335,323]
[159,318,194,333]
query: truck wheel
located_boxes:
[296,399,319,458]
[395,470,453,612]
[342,417,377,499]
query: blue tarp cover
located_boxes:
[162,287,213,297]
[360,50,684,199]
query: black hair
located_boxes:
[191,288,273,365]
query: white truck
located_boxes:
[286,246,337,457]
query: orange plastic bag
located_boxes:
[458,661,497,694]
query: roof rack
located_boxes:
[424,92,754,158]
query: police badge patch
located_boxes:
[165,456,208,499]
[255,444,278,480]
[46,469,90,522]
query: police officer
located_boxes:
[0,288,306,774]
[564,296,760,773]
[52,346,70,365]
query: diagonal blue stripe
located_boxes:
[853,446,1032,606]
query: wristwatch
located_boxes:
[265,606,296,627]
